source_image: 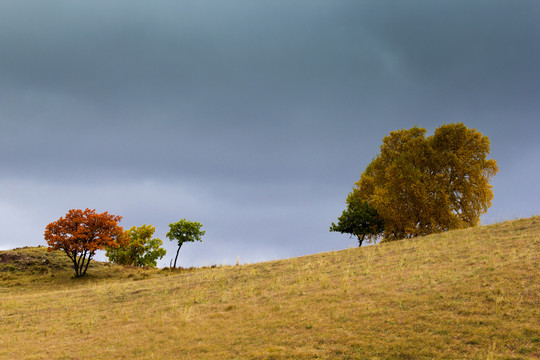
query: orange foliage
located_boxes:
[44,208,125,276]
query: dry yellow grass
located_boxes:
[1,217,539,359]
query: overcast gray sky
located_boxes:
[1,1,539,267]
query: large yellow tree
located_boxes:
[341,123,498,242]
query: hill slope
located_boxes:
[1,217,539,359]
[0,246,169,291]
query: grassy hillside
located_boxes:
[1,217,539,359]
[0,246,171,291]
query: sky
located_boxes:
[1,0,539,267]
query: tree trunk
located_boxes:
[357,234,366,247]
[79,256,87,277]
[81,252,94,277]
[75,250,88,277]
[173,243,183,268]
[67,252,79,277]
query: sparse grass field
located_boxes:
[1,217,539,359]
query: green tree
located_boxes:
[330,194,383,246]
[335,123,498,242]
[105,224,166,267]
[166,219,205,268]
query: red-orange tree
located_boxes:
[44,208,125,277]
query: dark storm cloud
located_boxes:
[0,4,372,140]
[1,1,539,265]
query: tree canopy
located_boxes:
[106,224,166,267]
[166,219,205,268]
[333,123,498,243]
[44,208,126,277]
[330,195,383,247]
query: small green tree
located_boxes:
[166,219,205,268]
[106,224,166,267]
[330,194,383,246]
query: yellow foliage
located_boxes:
[352,123,498,241]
